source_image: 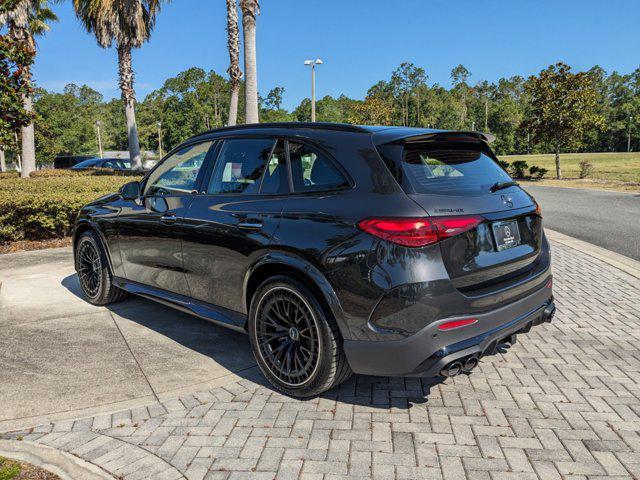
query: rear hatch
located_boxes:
[376,134,543,293]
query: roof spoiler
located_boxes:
[375,130,496,145]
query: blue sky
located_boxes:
[33,0,640,110]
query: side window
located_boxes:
[260,140,289,194]
[144,141,212,196]
[102,160,118,169]
[207,138,275,194]
[288,141,348,192]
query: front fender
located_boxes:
[73,218,115,274]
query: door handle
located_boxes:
[160,213,177,224]
[237,220,263,231]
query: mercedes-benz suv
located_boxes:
[73,123,555,397]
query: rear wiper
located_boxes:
[490,181,519,192]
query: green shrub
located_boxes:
[29,169,94,178]
[0,174,141,244]
[497,160,510,171]
[579,159,594,179]
[529,165,548,180]
[0,172,19,180]
[509,160,529,179]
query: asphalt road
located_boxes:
[523,185,640,260]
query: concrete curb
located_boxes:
[0,439,113,479]
[546,228,640,280]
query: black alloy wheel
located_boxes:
[255,286,320,386]
[75,231,127,305]
[248,276,352,398]
[77,239,102,299]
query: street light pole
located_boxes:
[157,121,163,158]
[484,99,489,131]
[628,116,633,153]
[95,121,103,158]
[304,59,323,122]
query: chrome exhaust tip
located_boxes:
[441,361,463,377]
[463,356,479,372]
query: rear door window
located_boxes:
[260,140,289,194]
[288,141,348,192]
[398,144,512,195]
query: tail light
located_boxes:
[534,202,542,217]
[358,215,483,247]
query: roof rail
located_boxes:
[199,122,371,135]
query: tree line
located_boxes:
[10,61,638,178]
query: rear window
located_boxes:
[392,143,512,196]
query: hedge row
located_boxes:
[0,171,142,244]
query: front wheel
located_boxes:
[248,276,352,398]
[75,231,127,305]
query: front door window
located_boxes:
[145,141,213,196]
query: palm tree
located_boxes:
[239,0,259,123]
[1,0,58,178]
[74,0,164,170]
[225,0,242,126]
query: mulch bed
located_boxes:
[0,237,72,255]
[0,456,61,480]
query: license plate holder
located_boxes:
[492,219,521,251]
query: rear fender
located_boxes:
[244,251,350,339]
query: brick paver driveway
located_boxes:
[2,240,640,479]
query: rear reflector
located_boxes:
[438,318,478,331]
[358,215,483,247]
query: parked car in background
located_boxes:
[72,158,132,171]
[73,123,554,397]
[53,155,97,169]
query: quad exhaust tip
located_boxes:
[463,356,479,372]
[441,355,479,377]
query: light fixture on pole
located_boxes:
[95,121,103,158]
[157,121,163,158]
[304,59,323,122]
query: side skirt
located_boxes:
[113,277,247,334]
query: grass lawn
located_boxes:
[499,151,640,184]
[0,456,60,480]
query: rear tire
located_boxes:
[75,231,127,305]
[248,276,352,398]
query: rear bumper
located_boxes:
[343,284,554,377]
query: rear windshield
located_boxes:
[390,143,512,196]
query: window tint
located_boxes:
[144,141,212,196]
[102,159,121,169]
[260,140,288,194]
[400,144,512,196]
[288,141,348,192]
[207,138,275,194]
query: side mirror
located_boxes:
[120,181,141,200]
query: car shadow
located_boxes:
[62,274,445,409]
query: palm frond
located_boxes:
[73,0,167,49]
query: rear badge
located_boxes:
[501,195,514,208]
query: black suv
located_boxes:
[73,123,554,397]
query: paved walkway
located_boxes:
[1,239,640,479]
